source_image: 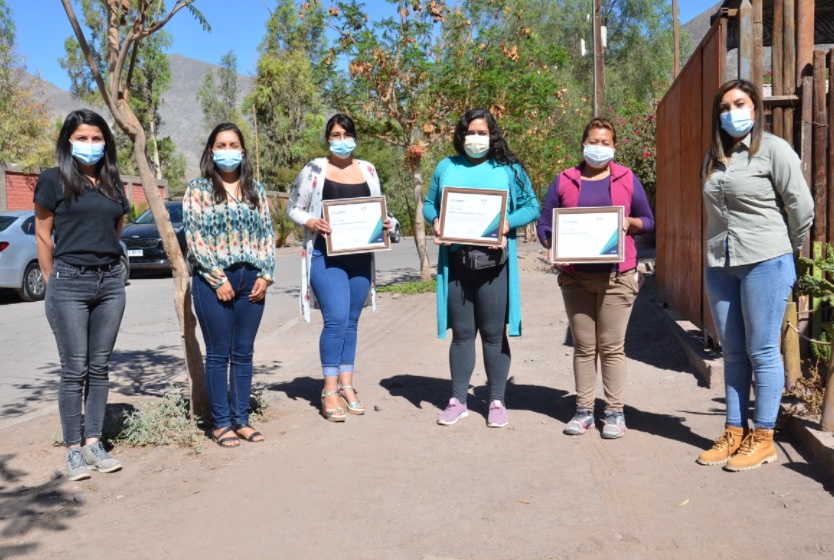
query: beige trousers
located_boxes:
[558,270,639,412]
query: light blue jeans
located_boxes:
[310,238,372,377]
[705,253,796,429]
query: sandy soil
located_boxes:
[2,247,833,560]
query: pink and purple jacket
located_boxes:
[536,162,655,273]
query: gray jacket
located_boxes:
[702,131,814,267]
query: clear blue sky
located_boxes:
[13,0,721,91]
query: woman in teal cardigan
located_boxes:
[423,108,540,428]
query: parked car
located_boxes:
[0,210,130,302]
[121,201,189,273]
[387,211,401,243]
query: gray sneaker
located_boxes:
[66,448,91,481]
[601,411,627,439]
[82,442,122,473]
[563,408,595,435]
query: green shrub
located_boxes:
[116,387,204,448]
[376,281,436,294]
[270,199,303,247]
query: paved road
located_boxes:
[0,238,437,429]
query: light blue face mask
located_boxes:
[71,142,106,166]
[330,138,356,159]
[213,149,243,172]
[720,107,754,138]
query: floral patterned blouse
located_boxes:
[183,177,275,289]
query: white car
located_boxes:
[387,211,401,243]
[0,210,130,302]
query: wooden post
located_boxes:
[783,0,796,146]
[821,368,834,431]
[782,302,801,392]
[753,0,764,90]
[796,0,815,88]
[813,51,827,243]
[672,0,680,78]
[738,0,754,82]
[252,104,260,183]
[801,75,813,188]
[827,50,834,245]
[593,0,605,116]
[772,0,784,137]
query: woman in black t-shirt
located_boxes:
[34,109,129,481]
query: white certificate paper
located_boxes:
[551,206,625,263]
[438,187,508,247]
[323,196,390,255]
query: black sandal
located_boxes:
[212,426,240,448]
[233,424,264,443]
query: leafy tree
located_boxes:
[0,0,54,169]
[61,1,185,184]
[247,0,328,190]
[60,0,211,416]
[196,50,248,131]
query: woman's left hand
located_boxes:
[249,278,269,302]
[488,220,511,250]
[383,217,391,230]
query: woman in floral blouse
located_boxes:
[184,122,275,447]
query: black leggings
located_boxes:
[447,254,511,403]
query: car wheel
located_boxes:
[120,255,130,285]
[18,262,45,302]
[391,225,401,243]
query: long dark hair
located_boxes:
[57,109,122,201]
[453,108,526,186]
[199,123,258,207]
[325,113,357,141]
[707,79,764,176]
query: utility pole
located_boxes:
[593,0,605,116]
[672,0,680,77]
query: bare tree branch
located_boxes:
[139,0,197,39]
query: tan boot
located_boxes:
[725,428,777,471]
[696,425,746,466]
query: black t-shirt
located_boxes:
[33,167,130,266]
[322,178,371,200]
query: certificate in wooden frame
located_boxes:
[550,206,625,264]
[322,196,390,255]
[438,187,509,247]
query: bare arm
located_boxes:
[34,204,55,282]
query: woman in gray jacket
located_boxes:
[698,80,814,471]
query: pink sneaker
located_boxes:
[487,400,509,428]
[437,397,469,425]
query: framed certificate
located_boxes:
[322,196,390,255]
[438,187,508,247]
[550,206,625,264]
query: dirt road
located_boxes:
[2,245,833,559]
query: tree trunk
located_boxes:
[149,116,162,180]
[408,152,432,281]
[119,101,208,419]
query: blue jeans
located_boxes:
[45,259,126,446]
[705,253,796,429]
[192,264,265,429]
[310,238,372,377]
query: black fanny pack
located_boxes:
[452,245,508,271]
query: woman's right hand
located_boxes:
[306,218,331,235]
[215,281,235,302]
[432,218,450,246]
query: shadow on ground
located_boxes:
[0,454,80,559]
[0,345,186,421]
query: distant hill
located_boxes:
[29,53,252,180]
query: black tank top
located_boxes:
[322,178,371,200]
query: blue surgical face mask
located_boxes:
[71,142,106,166]
[583,144,615,168]
[720,107,754,138]
[330,138,356,159]
[213,149,243,172]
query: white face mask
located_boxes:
[583,144,615,168]
[464,134,490,159]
